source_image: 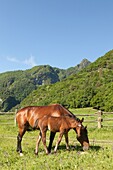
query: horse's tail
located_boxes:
[14,109,18,126]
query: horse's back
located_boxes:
[16,104,75,128]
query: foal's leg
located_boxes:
[64,132,69,150]
[54,132,64,153]
[48,131,56,153]
[17,127,26,156]
[41,130,49,155]
[35,131,42,155]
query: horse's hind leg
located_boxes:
[17,127,26,155]
[35,131,42,155]
[64,132,69,150]
[48,132,56,153]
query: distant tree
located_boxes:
[2,96,19,111]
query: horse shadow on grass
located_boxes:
[51,144,101,153]
[89,145,102,151]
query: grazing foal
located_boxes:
[35,115,83,155]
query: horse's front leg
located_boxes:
[54,132,64,153]
[48,131,56,153]
[41,129,49,155]
[64,132,69,150]
[35,131,42,155]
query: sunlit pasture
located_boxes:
[0,108,113,170]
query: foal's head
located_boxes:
[75,118,89,151]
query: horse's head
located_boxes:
[76,118,89,151]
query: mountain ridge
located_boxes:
[2,49,113,112]
[0,58,91,111]
[20,49,113,112]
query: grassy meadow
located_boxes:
[0,108,113,170]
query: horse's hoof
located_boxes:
[66,147,70,151]
[20,153,23,156]
[48,150,51,154]
[35,152,38,156]
[54,151,57,154]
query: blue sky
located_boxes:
[0,0,113,73]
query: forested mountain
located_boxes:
[1,49,113,112]
[0,59,90,111]
[20,50,113,112]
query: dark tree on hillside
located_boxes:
[2,96,19,111]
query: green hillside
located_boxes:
[20,50,113,112]
[0,59,90,111]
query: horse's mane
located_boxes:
[61,104,81,122]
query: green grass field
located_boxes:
[0,108,113,170]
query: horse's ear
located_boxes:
[85,125,87,129]
[80,118,84,123]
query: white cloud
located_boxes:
[7,56,19,63]
[24,55,37,67]
[7,55,37,68]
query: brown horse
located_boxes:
[35,115,84,155]
[16,104,89,155]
